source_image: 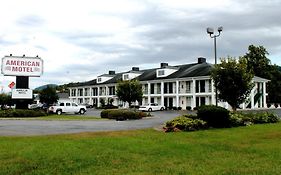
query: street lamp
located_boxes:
[207,26,223,106]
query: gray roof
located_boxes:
[69,61,213,87]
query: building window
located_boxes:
[164,82,173,94]
[84,88,89,96]
[109,86,115,95]
[92,88,98,96]
[78,89,83,96]
[158,70,165,76]
[196,80,205,93]
[150,84,155,94]
[186,81,191,93]
[98,77,102,82]
[123,74,129,80]
[71,89,76,96]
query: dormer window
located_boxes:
[122,71,142,80]
[158,70,165,76]
[123,74,129,80]
[97,71,115,83]
[157,67,178,78]
[98,77,102,82]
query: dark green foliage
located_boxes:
[211,57,254,110]
[267,113,280,123]
[186,106,192,110]
[165,116,207,132]
[244,45,271,78]
[266,65,281,104]
[100,109,111,118]
[0,93,13,109]
[39,86,59,105]
[182,114,198,119]
[197,105,231,128]
[243,45,281,104]
[100,109,147,120]
[0,109,47,118]
[230,112,279,126]
[100,98,105,107]
[116,80,143,107]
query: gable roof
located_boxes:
[69,60,213,87]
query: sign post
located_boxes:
[1,55,43,109]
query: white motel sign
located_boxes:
[1,56,43,77]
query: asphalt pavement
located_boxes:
[0,108,280,136]
[0,110,182,136]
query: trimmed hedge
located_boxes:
[165,116,207,132]
[100,109,147,120]
[0,109,47,118]
[197,105,231,128]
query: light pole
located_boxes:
[207,26,223,106]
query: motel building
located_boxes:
[68,58,269,110]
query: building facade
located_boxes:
[68,58,269,110]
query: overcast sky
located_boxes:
[1,0,281,92]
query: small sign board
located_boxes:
[1,56,43,77]
[12,89,33,99]
[8,81,16,89]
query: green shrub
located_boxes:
[100,109,146,120]
[267,113,279,123]
[165,116,207,132]
[229,112,250,126]
[230,112,279,126]
[100,109,113,118]
[182,114,198,119]
[186,106,192,110]
[0,109,47,118]
[252,113,269,124]
[197,105,230,128]
[245,112,279,124]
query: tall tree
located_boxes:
[116,80,143,107]
[39,86,59,106]
[244,44,281,104]
[244,45,271,78]
[211,57,254,111]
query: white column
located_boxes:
[263,82,267,108]
[251,86,255,109]
[97,87,100,107]
[191,79,196,109]
[147,82,151,104]
[176,80,179,107]
[161,81,164,106]
[211,79,215,105]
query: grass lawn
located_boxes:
[0,115,103,121]
[1,123,281,175]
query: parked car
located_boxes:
[81,103,93,108]
[139,103,165,112]
[48,101,87,115]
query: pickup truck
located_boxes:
[48,101,87,115]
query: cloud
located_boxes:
[0,0,281,92]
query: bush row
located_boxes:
[101,109,147,120]
[0,109,47,118]
[230,112,279,126]
[165,105,280,132]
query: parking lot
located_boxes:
[0,108,280,136]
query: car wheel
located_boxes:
[56,110,62,115]
[148,108,152,112]
[79,109,86,115]
[160,107,164,111]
